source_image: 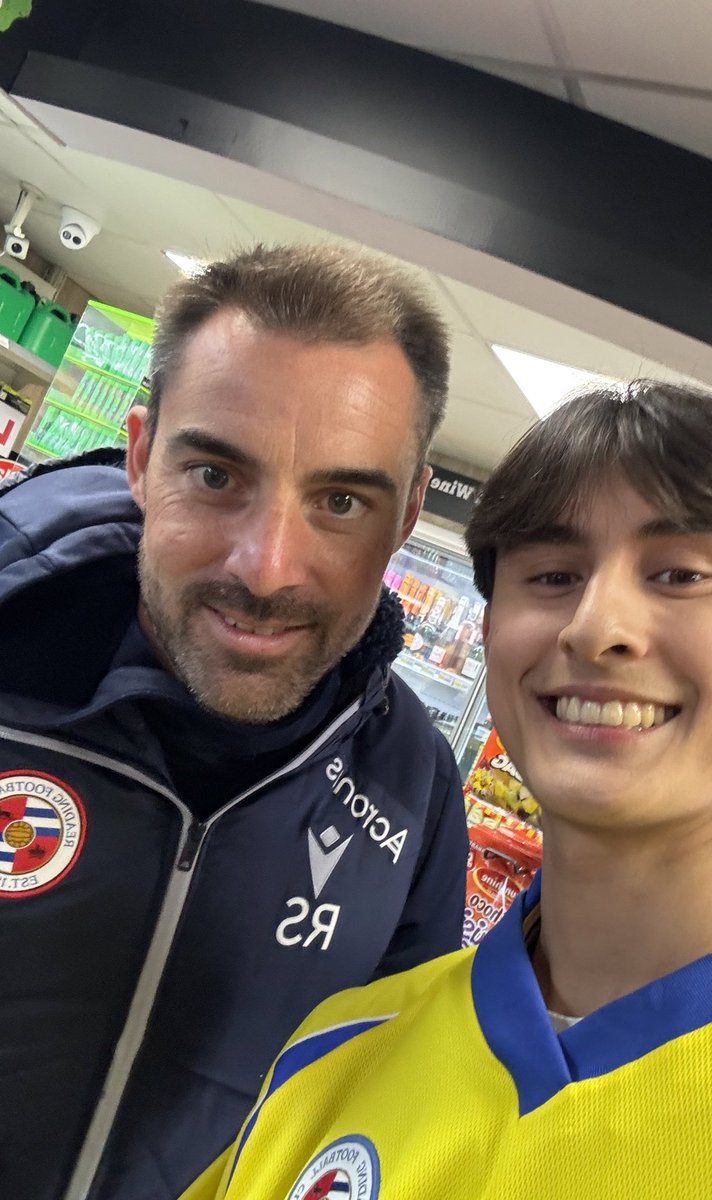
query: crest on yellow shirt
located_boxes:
[287,1135,379,1199]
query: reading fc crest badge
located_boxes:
[286,1136,380,1199]
[0,771,86,896]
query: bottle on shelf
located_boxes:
[70,373,92,411]
[397,572,413,605]
[107,383,132,424]
[87,380,108,418]
[418,585,438,624]
[31,405,57,451]
[428,593,470,669]
[448,618,476,676]
[402,574,423,615]
[411,592,447,661]
[409,581,430,621]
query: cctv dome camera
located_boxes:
[58,206,101,251]
[3,231,29,260]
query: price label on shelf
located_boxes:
[0,397,25,454]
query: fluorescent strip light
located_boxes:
[491,344,614,418]
[163,249,204,275]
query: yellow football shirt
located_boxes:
[184,875,712,1199]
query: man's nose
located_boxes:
[558,570,648,663]
[222,495,313,597]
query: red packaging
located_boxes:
[462,796,542,947]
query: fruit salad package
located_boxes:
[465,728,541,824]
[462,796,543,948]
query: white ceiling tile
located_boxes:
[428,273,479,336]
[249,0,558,65]
[432,395,535,471]
[548,0,712,89]
[437,273,653,380]
[216,194,356,247]
[580,80,712,160]
[0,126,81,209]
[59,149,245,259]
[448,331,537,417]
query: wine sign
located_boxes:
[423,464,481,527]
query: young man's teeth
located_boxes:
[555,697,666,728]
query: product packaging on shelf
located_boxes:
[465,728,541,823]
[388,564,483,673]
[462,795,543,948]
[24,300,154,462]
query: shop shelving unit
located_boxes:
[20,300,154,462]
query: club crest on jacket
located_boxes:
[0,770,86,895]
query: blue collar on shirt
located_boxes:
[472,872,712,1115]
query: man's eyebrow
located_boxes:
[308,468,398,495]
[163,431,398,494]
[166,429,260,471]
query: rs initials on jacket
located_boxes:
[275,756,410,951]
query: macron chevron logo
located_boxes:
[307,826,353,899]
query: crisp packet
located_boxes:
[462,795,542,947]
[465,728,541,824]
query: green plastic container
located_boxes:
[19,300,77,367]
[0,267,37,342]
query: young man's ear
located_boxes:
[482,605,491,661]
[125,406,150,512]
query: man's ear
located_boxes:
[125,406,150,512]
[399,464,431,544]
[482,604,491,662]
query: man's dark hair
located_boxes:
[466,380,712,601]
[148,243,450,472]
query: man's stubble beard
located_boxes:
[136,541,375,723]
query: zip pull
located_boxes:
[177,819,204,871]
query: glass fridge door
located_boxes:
[450,673,493,783]
[386,523,486,744]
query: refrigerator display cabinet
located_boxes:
[19,300,154,464]
[386,518,493,782]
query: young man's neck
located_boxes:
[532,816,712,1017]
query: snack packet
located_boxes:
[462,795,542,947]
[465,728,541,824]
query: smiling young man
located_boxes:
[0,245,468,1200]
[205,380,712,1200]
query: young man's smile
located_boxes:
[538,687,680,734]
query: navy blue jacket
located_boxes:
[0,454,468,1200]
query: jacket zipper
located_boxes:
[176,818,203,871]
[0,696,365,1199]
